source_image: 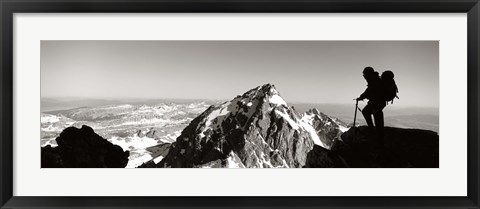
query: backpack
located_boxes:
[381,70,399,104]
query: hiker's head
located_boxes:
[363,67,375,79]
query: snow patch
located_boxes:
[41,138,58,147]
[41,114,60,123]
[108,135,162,168]
[260,152,274,168]
[269,95,287,106]
[301,113,315,125]
[226,152,245,168]
[339,125,349,133]
[240,99,259,120]
[200,102,231,137]
[281,159,289,168]
[125,149,153,168]
[108,135,159,152]
[299,121,327,148]
[153,156,164,164]
[270,87,279,94]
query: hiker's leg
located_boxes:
[373,103,386,144]
[373,110,384,142]
[362,104,374,129]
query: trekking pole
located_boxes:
[353,99,358,141]
[353,99,358,128]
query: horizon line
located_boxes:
[41,96,439,109]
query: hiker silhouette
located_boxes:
[356,67,386,143]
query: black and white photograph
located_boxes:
[40,40,439,168]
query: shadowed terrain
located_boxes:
[305,126,439,168]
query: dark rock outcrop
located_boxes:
[41,125,129,168]
[304,145,349,168]
[304,126,439,168]
[41,145,64,167]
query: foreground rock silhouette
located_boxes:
[304,126,439,168]
[41,125,129,168]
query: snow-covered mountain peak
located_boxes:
[243,83,278,95]
[153,84,352,168]
[196,84,292,139]
[238,83,284,105]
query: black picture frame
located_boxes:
[1,0,479,208]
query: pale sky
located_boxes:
[41,41,439,108]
